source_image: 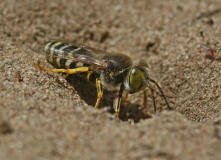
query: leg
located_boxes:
[114,83,124,119]
[143,90,147,111]
[95,78,103,109]
[35,64,88,74]
[148,85,156,113]
[87,71,93,80]
[122,92,128,102]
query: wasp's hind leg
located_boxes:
[95,78,103,109]
[35,64,89,74]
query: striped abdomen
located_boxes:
[44,42,90,69]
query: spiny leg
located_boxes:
[95,78,103,109]
[35,64,89,74]
[114,83,124,119]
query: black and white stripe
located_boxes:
[44,41,85,69]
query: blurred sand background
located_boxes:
[0,0,221,160]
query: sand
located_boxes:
[0,0,221,160]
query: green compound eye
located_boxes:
[129,68,145,92]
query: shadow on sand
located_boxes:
[66,74,152,122]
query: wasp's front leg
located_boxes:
[114,83,124,119]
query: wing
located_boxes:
[51,45,109,70]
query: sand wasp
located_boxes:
[35,42,172,118]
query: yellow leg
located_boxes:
[35,64,88,74]
[87,71,93,80]
[112,95,120,119]
[95,78,103,109]
[122,92,128,102]
[115,108,120,119]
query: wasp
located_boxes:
[35,42,172,118]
